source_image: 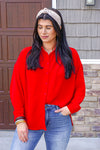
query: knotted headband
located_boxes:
[36,8,61,27]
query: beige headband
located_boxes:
[36,8,61,27]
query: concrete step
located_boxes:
[0,130,100,150]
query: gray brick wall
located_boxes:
[71,64,100,137]
[57,0,100,59]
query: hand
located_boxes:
[17,121,28,143]
[55,106,71,116]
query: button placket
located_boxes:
[44,55,49,98]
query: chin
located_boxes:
[42,39,50,43]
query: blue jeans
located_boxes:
[10,104,72,150]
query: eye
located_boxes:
[46,27,51,30]
[38,26,42,29]
[46,26,52,29]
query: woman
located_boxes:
[10,8,85,150]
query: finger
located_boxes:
[19,134,25,142]
[22,138,27,143]
[20,134,27,143]
[21,130,28,142]
[24,132,28,141]
[55,108,62,113]
[18,131,26,142]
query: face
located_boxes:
[37,19,57,44]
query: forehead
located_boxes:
[38,19,53,26]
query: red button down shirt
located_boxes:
[10,46,85,130]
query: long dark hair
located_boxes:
[26,8,74,79]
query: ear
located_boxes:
[60,26,62,30]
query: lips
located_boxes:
[41,36,48,39]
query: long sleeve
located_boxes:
[10,50,26,121]
[67,50,85,114]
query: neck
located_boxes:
[42,41,56,53]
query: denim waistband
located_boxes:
[45,104,60,110]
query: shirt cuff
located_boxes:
[15,116,25,121]
[67,103,81,114]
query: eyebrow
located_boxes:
[38,24,53,27]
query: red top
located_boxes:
[10,46,85,130]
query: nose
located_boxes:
[42,28,46,34]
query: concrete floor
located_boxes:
[0,130,100,150]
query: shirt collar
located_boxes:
[41,46,56,55]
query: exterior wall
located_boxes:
[71,64,100,137]
[57,0,100,59]
[56,0,100,137]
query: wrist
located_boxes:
[15,119,26,126]
[15,116,25,121]
[66,106,71,115]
